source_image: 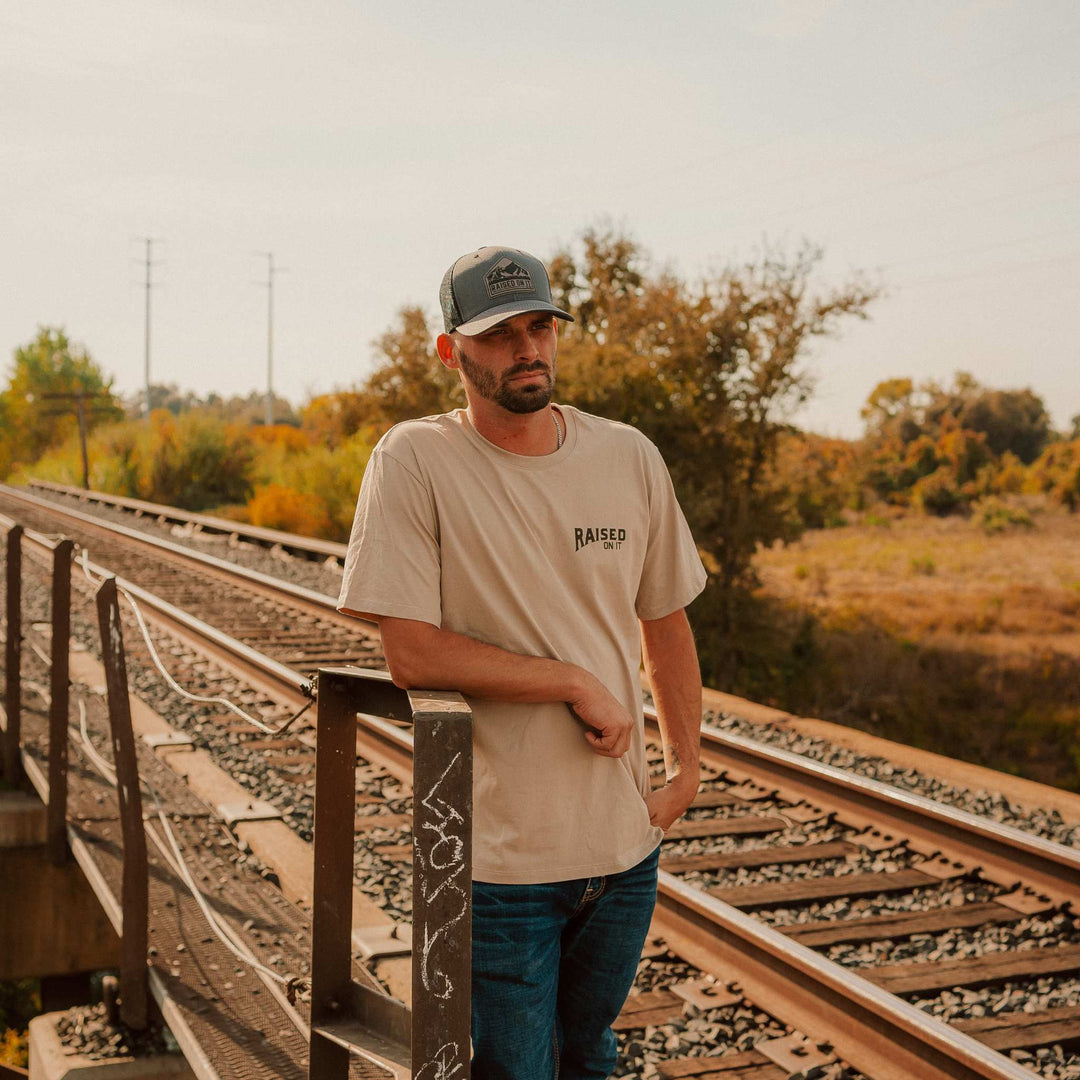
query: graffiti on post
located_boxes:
[415,749,468,1001]
[415,1040,465,1080]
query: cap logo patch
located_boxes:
[485,257,535,298]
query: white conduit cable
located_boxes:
[28,639,51,667]
[70,691,306,996]
[76,696,116,786]
[77,550,312,738]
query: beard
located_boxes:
[456,349,556,414]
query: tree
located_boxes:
[0,327,122,477]
[956,388,1050,464]
[356,306,464,428]
[549,229,881,675]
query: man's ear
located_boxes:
[436,333,458,371]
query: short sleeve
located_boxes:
[337,447,442,627]
[634,444,707,621]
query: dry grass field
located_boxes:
[749,501,1080,789]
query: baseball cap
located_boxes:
[440,246,574,337]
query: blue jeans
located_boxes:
[470,845,660,1080]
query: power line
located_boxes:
[753,129,1080,226]
[898,249,1080,289]
[882,223,1080,272]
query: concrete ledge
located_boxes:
[28,1013,193,1080]
[0,846,120,981]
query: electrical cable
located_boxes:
[77,549,313,737]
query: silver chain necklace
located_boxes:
[552,409,563,450]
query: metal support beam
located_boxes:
[95,575,150,1031]
[309,666,471,1080]
[409,687,472,1078]
[46,538,73,864]
[3,521,22,784]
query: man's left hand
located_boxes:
[644,774,699,832]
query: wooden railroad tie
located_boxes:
[954,1003,1080,1052]
[657,1049,787,1079]
[865,943,1080,995]
[663,815,789,841]
[709,867,938,909]
[661,839,858,874]
[782,900,1024,947]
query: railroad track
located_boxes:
[4,483,1080,1079]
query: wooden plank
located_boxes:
[710,868,935,909]
[955,1004,1080,1050]
[354,812,412,832]
[866,944,1080,995]
[782,902,1022,947]
[612,988,682,1031]
[664,816,788,841]
[658,1051,783,1079]
[662,840,857,874]
[621,989,681,1012]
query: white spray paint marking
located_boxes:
[415,1040,464,1080]
[416,749,468,1001]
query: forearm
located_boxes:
[378,616,589,704]
[641,609,702,788]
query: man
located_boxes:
[338,245,706,1079]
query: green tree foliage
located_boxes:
[355,306,464,428]
[856,372,1054,513]
[0,327,122,478]
[26,411,255,510]
[862,372,1051,461]
[1025,439,1080,510]
[548,229,880,671]
[301,390,371,448]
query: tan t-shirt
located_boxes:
[337,404,706,884]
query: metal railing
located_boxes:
[1,515,72,864]
[1,513,22,784]
[1,511,476,1076]
[95,573,150,1030]
[310,667,473,1080]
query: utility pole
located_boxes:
[135,237,162,421]
[256,252,284,426]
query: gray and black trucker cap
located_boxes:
[439,246,574,337]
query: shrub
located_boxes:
[1026,439,1080,511]
[911,468,962,515]
[974,496,1034,534]
[247,484,332,537]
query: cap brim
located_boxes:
[454,301,574,337]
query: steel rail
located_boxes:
[0,484,366,629]
[661,711,1080,908]
[17,524,312,711]
[25,478,348,561]
[654,871,1036,1080]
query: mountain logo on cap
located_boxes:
[485,257,535,298]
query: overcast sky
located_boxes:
[3,0,1078,437]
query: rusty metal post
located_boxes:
[95,575,149,1031]
[3,521,22,784]
[46,538,73,864]
[409,689,472,1079]
[310,667,360,1080]
[309,666,471,1080]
